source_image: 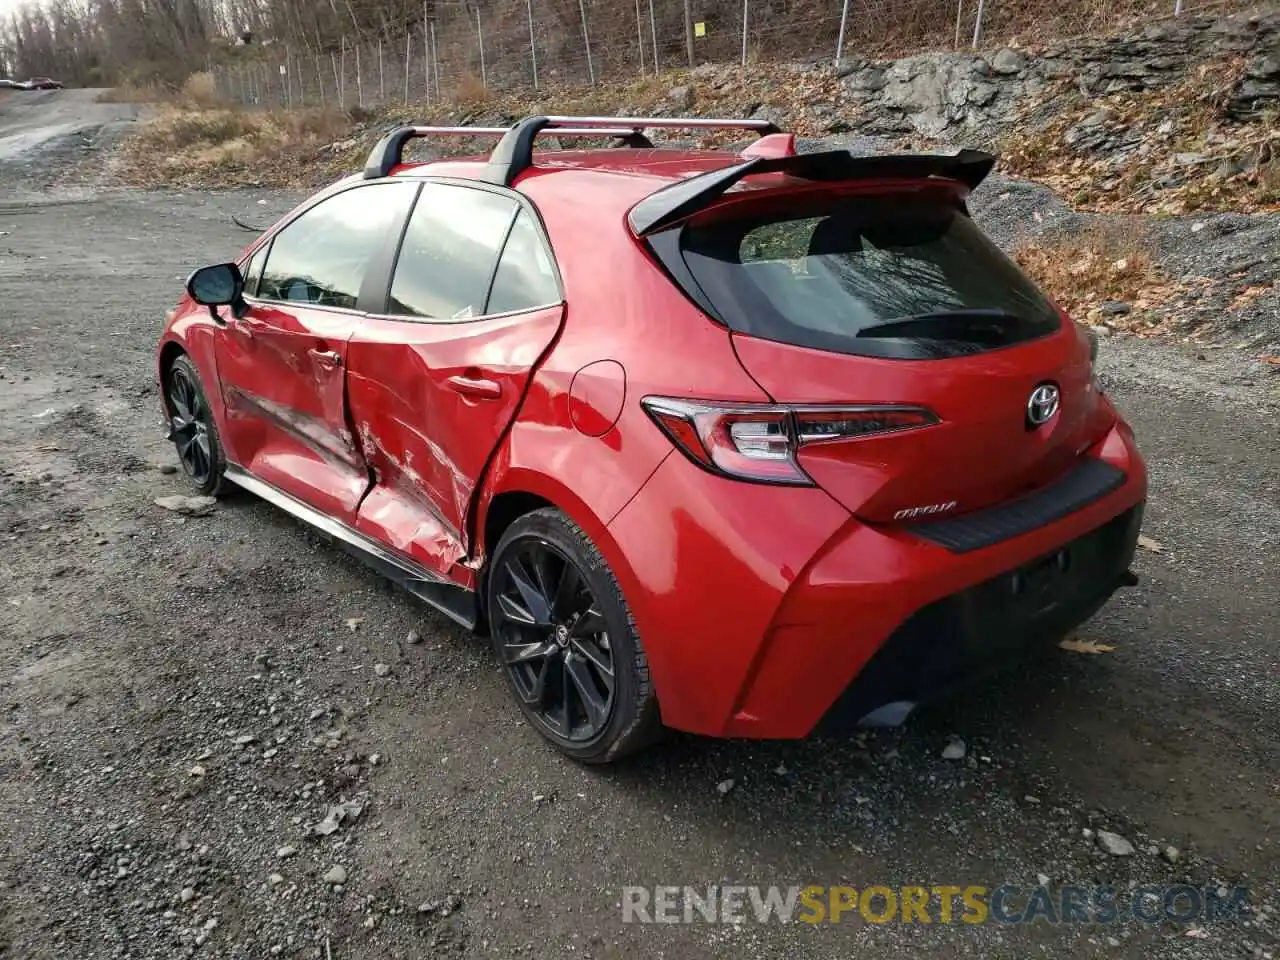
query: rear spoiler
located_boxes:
[626,148,997,236]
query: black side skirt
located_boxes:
[224,464,478,630]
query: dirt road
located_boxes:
[0,95,1277,959]
[0,88,142,188]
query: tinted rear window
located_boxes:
[676,195,1061,359]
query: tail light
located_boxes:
[641,397,939,485]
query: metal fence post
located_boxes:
[835,0,850,65]
[579,0,596,85]
[649,0,659,73]
[636,0,646,75]
[337,41,345,109]
[477,8,487,88]
[529,0,540,87]
[683,0,695,67]
[971,0,986,47]
[356,44,364,106]
[741,0,748,66]
[426,24,434,102]
[954,0,964,48]
[431,21,440,98]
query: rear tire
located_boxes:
[164,355,230,497]
[487,508,663,763]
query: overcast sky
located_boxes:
[0,0,25,16]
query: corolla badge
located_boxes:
[1026,383,1061,427]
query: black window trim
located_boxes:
[236,178,422,318]
[367,175,566,326]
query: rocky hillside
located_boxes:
[99,8,1280,359]
[839,12,1278,139]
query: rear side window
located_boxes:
[676,195,1061,359]
[487,210,560,315]
[387,184,517,321]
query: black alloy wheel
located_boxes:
[487,508,662,762]
[165,355,228,496]
[493,538,616,741]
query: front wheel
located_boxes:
[487,508,663,764]
[165,354,229,497]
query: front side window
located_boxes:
[241,242,268,298]
[258,182,416,309]
[387,184,518,321]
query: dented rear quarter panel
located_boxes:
[473,169,774,595]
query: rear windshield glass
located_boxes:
[677,195,1061,359]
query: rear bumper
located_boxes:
[813,503,1142,735]
[606,417,1147,739]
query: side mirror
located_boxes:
[186,262,246,322]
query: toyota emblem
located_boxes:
[1026,383,1060,427]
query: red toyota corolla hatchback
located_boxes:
[156,115,1147,763]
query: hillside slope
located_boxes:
[81,8,1280,362]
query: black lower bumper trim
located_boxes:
[907,458,1127,553]
[814,502,1144,736]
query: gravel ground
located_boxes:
[0,99,1278,960]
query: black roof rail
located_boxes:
[362,114,783,184]
[626,148,998,236]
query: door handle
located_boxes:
[446,374,501,399]
[308,348,342,367]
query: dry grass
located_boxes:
[1013,221,1191,330]
[111,105,350,187]
[97,71,226,109]
[181,71,223,108]
[450,72,491,105]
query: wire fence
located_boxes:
[209,0,1251,110]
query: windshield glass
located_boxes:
[677,194,1061,359]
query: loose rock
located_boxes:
[667,85,695,109]
[153,495,216,517]
[1097,830,1135,856]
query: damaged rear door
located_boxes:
[346,181,564,580]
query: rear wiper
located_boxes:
[855,308,1023,339]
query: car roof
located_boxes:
[390,148,746,207]
[348,117,997,232]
